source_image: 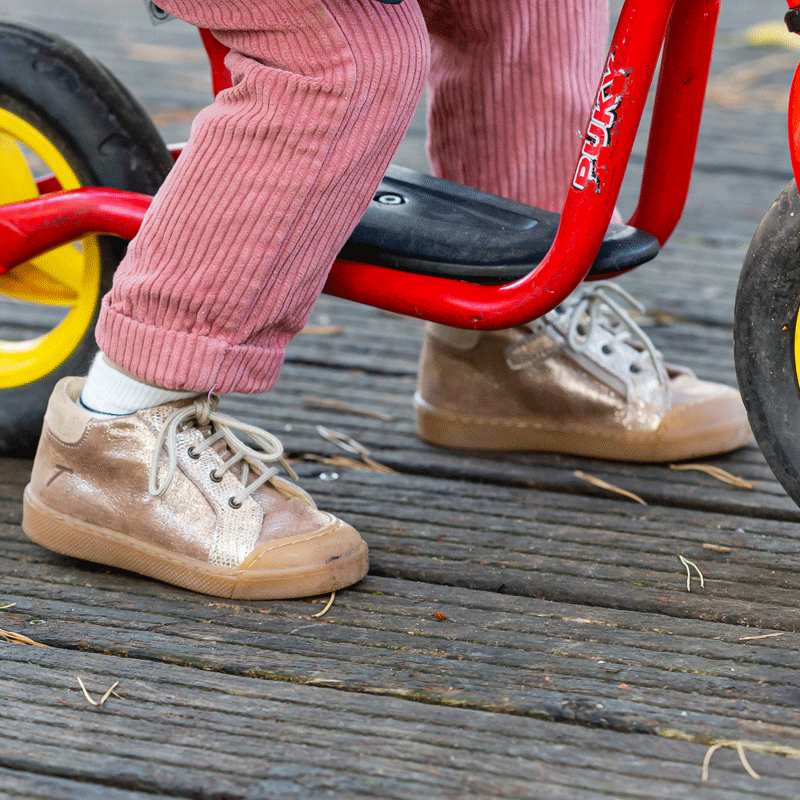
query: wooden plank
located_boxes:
[221,380,797,524]
[1,645,799,799]
[0,2,795,798]
[283,295,745,399]
[8,297,786,528]
[195,293,788,526]
[2,390,799,629]
[7,500,800,749]
[616,242,744,327]
[0,770,160,800]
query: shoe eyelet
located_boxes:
[210,470,224,483]
[187,446,200,460]
[228,497,243,509]
[629,364,642,374]
[601,344,613,355]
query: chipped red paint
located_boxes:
[572,50,629,194]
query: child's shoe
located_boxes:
[415,283,752,462]
[24,377,368,599]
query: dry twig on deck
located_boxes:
[302,395,394,421]
[300,454,375,471]
[702,740,761,782]
[735,743,761,780]
[573,471,647,505]
[702,543,732,554]
[311,592,336,619]
[678,554,705,592]
[739,632,785,641]
[299,324,343,336]
[0,603,16,610]
[76,676,120,707]
[669,463,758,489]
[316,425,396,474]
[0,628,47,646]
[701,743,723,782]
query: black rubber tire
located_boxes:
[734,179,800,507]
[0,22,173,453]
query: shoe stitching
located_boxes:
[45,419,104,450]
[173,425,263,568]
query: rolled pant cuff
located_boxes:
[96,309,284,394]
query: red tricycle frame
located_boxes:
[0,0,794,330]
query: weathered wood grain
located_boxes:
[3,373,799,626]
[1,3,798,797]
[4,456,800,628]
[2,645,800,800]
[224,374,796,523]
[6,510,800,749]
[2,281,799,795]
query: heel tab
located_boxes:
[44,377,91,444]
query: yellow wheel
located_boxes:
[0,106,102,390]
[0,22,171,451]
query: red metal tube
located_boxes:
[627,0,720,244]
[199,28,232,95]
[35,175,62,194]
[0,189,151,274]
[2,1,708,332]
[326,0,677,327]
[789,60,800,188]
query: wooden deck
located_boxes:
[4,0,800,796]
[6,280,800,797]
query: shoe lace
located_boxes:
[551,282,666,386]
[148,396,298,506]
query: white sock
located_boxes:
[79,352,198,418]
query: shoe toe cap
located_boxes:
[232,517,369,599]
[657,376,753,459]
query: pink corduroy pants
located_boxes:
[96,0,610,394]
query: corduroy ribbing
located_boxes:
[422,0,610,215]
[97,0,612,394]
[97,0,429,393]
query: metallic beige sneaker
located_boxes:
[23,377,368,599]
[415,283,752,462]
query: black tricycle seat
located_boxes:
[340,165,659,284]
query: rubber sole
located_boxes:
[414,393,753,463]
[22,487,369,600]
